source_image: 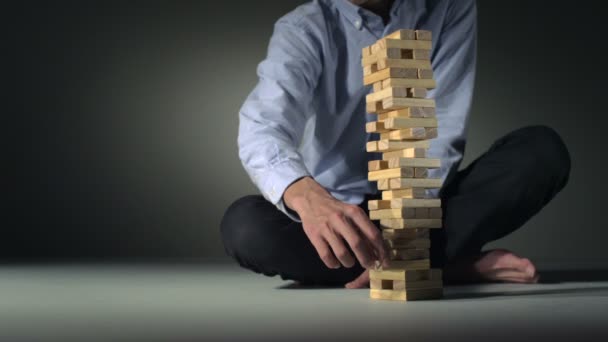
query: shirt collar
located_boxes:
[335,0,406,30]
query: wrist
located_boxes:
[283,176,317,212]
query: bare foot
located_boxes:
[444,249,540,284]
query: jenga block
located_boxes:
[380,218,442,229]
[367,86,422,103]
[368,199,392,210]
[370,278,442,291]
[389,248,430,260]
[369,208,416,220]
[382,228,429,240]
[382,148,427,160]
[370,288,443,301]
[386,29,416,40]
[372,58,431,70]
[382,78,436,89]
[370,268,442,281]
[387,157,441,168]
[366,141,379,152]
[376,139,431,151]
[415,207,429,218]
[418,69,434,79]
[389,198,441,208]
[368,160,389,171]
[415,30,432,41]
[390,249,430,260]
[413,49,431,60]
[380,127,436,140]
[377,178,390,190]
[372,81,383,92]
[381,97,436,112]
[368,167,414,181]
[363,64,373,76]
[372,38,432,52]
[362,46,372,57]
[381,188,427,200]
[365,121,389,133]
[381,257,430,268]
[429,207,443,219]
[363,68,419,85]
[414,167,428,178]
[378,107,436,120]
[409,88,427,98]
[383,117,438,129]
[383,177,443,190]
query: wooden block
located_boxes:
[380,127,437,140]
[387,157,441,168]
[381,97,436,112]
[366,100,382,113]
[368,199,392,210]
[377,107,436,120]
[413,49,431,60]
[409,88,427,98]
[380,218,442,229]
[366,141,379,152]
[376,59,431,70]
[363,64,374,76]
[368,167,414,181]
[415,30,432,41]
[414,167,428,178]
[382,148,426,160]
[376,139,431,151]
[381,257,430,268]
[372,81,383,92]
[387,177,443,190]
[370,278,442,291]
[389,248,430,260]
[368,160,389,171]
[367,86,424,103]
[389,198,441,208]
[386,29,416,40]
[418,69,434,79]
[377,178,390,190]
[369,208,416,220]
[373,38,432,52]
[391,280,442,291]
[381,188,427,200]
[370,268,442,281]
[362,45,372,57]
[429,207,443,219]
[382,78,436,89]
[383,117,437,129]
[382,228,429,240]
[365,121,389,133]
[414,207,429,219]
[363,68,419,85]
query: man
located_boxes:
[220,0,570,288]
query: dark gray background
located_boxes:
[9,1,606,267]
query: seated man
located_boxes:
[220,0,570,288]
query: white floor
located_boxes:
[1,262,607,341]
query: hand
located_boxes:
[284,177,387,269]
[345,269,370,289]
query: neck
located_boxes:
[357,0,394,24]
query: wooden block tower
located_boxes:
[362,29,443,301]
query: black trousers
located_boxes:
[220,126,570,285]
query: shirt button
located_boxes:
[354,20,362,30]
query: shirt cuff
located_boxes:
[258,161,310,222]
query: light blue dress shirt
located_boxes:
[238,0,476,220]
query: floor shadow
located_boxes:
[538,269,608,283]
[444,285,608,300]
[276,281,345,290]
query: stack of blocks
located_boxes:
[362,29,444,301]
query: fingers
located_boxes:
[323,228,356,268]
[310,234,340,269]
[345,270,369,289]
[330,212,375,268]
[346,205,387,262]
